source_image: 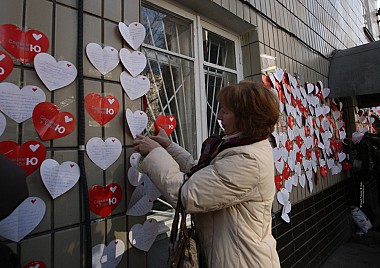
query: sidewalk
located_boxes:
[322,214,380,268]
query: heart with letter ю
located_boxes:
[154,114,176,136]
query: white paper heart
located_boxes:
[119,48,147,77]
[332,110,340,120]
[308,179,314,193]
[275,68,284,82]
[118,22,146,50]
[34,53,77,91]
[142,175,161,201]
[273,147,282,162]
[279,101,284,114]
[275,159,285,173]
[126,184,154,216]
[287,127,294,141]
[120,72,150,100]
[40,159,80,199]
[130,152,141,167]
[0,83,46,123]
[283,200,292,214]
[304,137,313,148]
[299,174,306,188]
[289,74,297,89]
[338,152,346,162]
[92,239,125,268]
[128,166,144,186]
[281,211,290,223]
[126,109,148,138]
[352,131,364,144]
[86,137,122,170]
[295,163,302,175]
[327,158,335,169]
[336,120,343,130]
[0,197,46,242]
[315,106,323,117]
[86,43,120,75]
[323,105,330,116]
[306,83,314,94]
[283,83,291,104]
[285,103,295,117]
[291,174,298,187]
[129,219,158,252]
[321,118,330,131]
[276,188,289,205]
[322,87,330,98]
[0,112,5,136]
[339,130,346,140]
[284,178,293,193]
[279,132,288,147]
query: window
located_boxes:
[141,0,242,227]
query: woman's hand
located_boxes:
[150,127,172,148]
[133,135,161,157]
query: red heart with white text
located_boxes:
[32,102,76,140]
[154,114,177,136]
[84,93,119,126]
[0,140,46,176]
[89,183,122,218]
[0,24,49,64]
[22,261,47,268]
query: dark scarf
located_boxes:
[187,133,268,177]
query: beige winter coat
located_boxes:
[140,139,280,268]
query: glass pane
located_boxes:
[141,5,193,57]
[142,48,197,157]
[203,29,236,69]
[204,67,237,136]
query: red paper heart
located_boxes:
[306,148,312,159]
[304,126,310,136]
[84,93,119,126]
[277,87,285,103]
[262,74,272,88]
[32,102,76,140]
[0,140,46,176]
[154,114,177,136]
[23,261,47,268]
[296,151,303,163]
[0,24,49,64]
[287,116,294,129]
[282,163,291,179]
[342,161,353,171]
[0,50,13,81]
[316,89,324,102]
[274,174,283,191]
[285,140,293,152]
[88,183,122,218]
[295,136,303,148]
[314,149,321,160]
[320,165,328,177]
[291,96,297,107]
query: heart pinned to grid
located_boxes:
[86,43,120,75]
[84,93,120,126]
[0,83,46,123]
[118,22,146,50]
[86,137,122,170]
[129,219,158,252]
[277,188,289,206]
[126,184,154,216]
[126,109,148,138]
[0,197,46,242]
[92,239,125,268]
[34,53,77,91]
[119,48,147,77]
[120,71,150,100]
[88,183,122,218]
[154,114,177,136]
[22,261,47,268]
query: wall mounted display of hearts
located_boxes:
[88,183,122,218]
[120,71,150,100]
[32,102,76,140]
[40,159,80,199]
[92,239,125,268]
[154,114,177,136]
[86,43,120,75]
[0,197,46,242]
[34,53,77,91]
[0,82,46,123]
[118,22,146,50]
[129,219,158,252]
[0,140,46,176]
[84,93,120,126]
[0,24,49,64]
[119,48,147,77]
[86,137,122,170]
[0,51,13,81]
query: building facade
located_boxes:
[0,0,379,267]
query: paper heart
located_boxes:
[352,131,364,144]
[128,166,144,186]
[130,152,141,167]
[305,148,312,159]
[315,106,323,117]
[32,102,76,140]
[279,132,288,147]
[275,159,285,173]
[0,140,46,176]
[322,87,330,98]
[279,100,284,113]
[262,74,273,88]
[86,137,122,170]
[0,197,45,242]
[287,116,295,129]
[321,118,330,132]
[277,188,289,205]
[92,239,125,268]
[332,110,341,120]
[281,211,290,223]
[0,24,49,64]
[142,175,161,201]
[339,130,346,140]
[86,43,120,75]
[285,139,293,152]
[118,22,146,50]
[287,126,295,141]
[342,161,353,171]
[306,83,314,94]
[276,86,285,103]
[288,74,297,88]
[89,183,122,218]
[0,112,5,136]
[84,93,119,126]
[119,48,147,77]
[129,219,158,252]
[283,83,291,104]
[154,114,177,136]
[126,109,148,138]
[22,261,47,268]
[284,177,293,193]
[34,53,77,91]
[40,159,80,199]
[274,174,283,191]
[274,68,284,82]
[0,82,46,123]
[295,163,302,176]
[308,178,314,193]
[299,174,306,188]
[295,136,303,148]
[273,147,283,162]
[126,184,154,216]
[0,50,13,81]
[120,72,150,100]
[282,163,291,179]
[296,151,303,163]
[338,152,346,162]
[320,165,328,177]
